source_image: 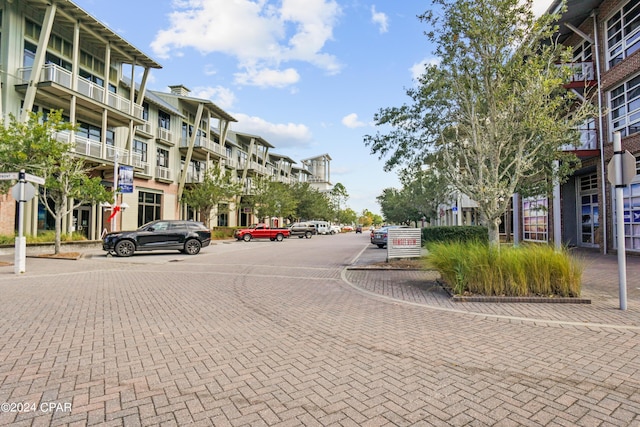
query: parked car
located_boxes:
[288,222,317,238]
[370,225,409,248]
[355,225,363,233]
[308,220,331,235]
[330,225,341,234]
[341,225,354,232]
[234,223,290,241]
[103,220,211,257]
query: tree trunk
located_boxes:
[54,213,62,254]
[487,217,500,247]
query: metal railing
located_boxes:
[18,64,142,118]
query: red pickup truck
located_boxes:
[234,223,290,242]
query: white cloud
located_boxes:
[370,6,388,34]
[410,57,440,80]
[234,67,300,88]
[231,113,313,149]
[341,113,366,128]
[190,86,237,110]
[151,0,342,87]
[531,0,554,17]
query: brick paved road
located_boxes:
[0,234,638,426]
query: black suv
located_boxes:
[103,220,211,257]
[288,222,317,239]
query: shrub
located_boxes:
[211,226,237,240]
[427,242,583,297]
[0,231,88,244]
[422,226,488,247]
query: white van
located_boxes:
[309,220,330,235]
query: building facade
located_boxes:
[0,0,332,238]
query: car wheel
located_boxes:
[184,239,202,255]
[275,233,284,242]
[114,240,135,257]
[298,235,304,239]
[377,244,385,248]
[243,234,252,242]
[305,231,312,239]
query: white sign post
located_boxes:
[607,132,638,310]
[1,170,43,274]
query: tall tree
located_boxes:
[0,111,111,253]
[289,182,332,221]
[181,164,243,228]
[364,0,595,245]
[246,177,298,225]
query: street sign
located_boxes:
[0,172,18,181]
[11,182,36,202]
[607,150,637,186]
[25,173,45,185]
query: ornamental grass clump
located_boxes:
[427,242,582,297]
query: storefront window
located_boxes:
[613,181,640,251]
[523,197,548,242]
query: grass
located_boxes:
[427,241,583,297]
[0,231,88,245]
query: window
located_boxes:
[157,148,169,168]
[522,197,548,242]
[142,102,149,121]
[138,191,162,227]
[607,1,640,68]
[613,180,640,251]
[609,74,640,137]
[158,110,171,130]
[133,140,148,162]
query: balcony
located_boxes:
[560,128,599,158]
[179,136,227,158]
[136,121,153,137]
[156,127,173,145]
[155,166,172,183]
[18,64,143,122]
[52,130,144,168]
[561,61,596,89]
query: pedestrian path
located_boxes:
[343,248,640,330]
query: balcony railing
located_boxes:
[52,130,142,164]
[155,166,172,181]
[136,121,153,135]
[561,129,598,151]
[18,64,143,118]
[156,127,173,144]
[559,61,595,85]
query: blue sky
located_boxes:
[72,0,552,217]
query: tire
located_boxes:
[275,233,284,242]
[243,233,252,242]
[184,239,201,255]
[377,244,385,248]
[305,231,312,239]
[114,240,135,257]
[298,235,304,239]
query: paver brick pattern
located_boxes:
[0,235,638,426]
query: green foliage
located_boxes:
[0,231,88,245]
[423,226,489,246]
[364,0,597,245]
[211,226,236,239]
[0,111,111,254]
[246,177,298,222]
[427,242,583,297]
[181,165,243,227]
[289,182,332,221]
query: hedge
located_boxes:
[422,226,488,246]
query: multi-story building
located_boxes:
[541,0,640,254]
[429,0,640,255]
[0,0,332,238]
[0,0,162,239]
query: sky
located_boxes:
[72,0,553,217]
